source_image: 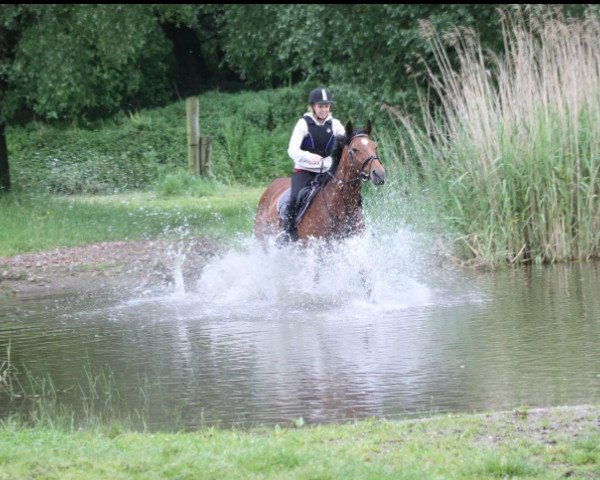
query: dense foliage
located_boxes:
[7,88,310,193]
[3,5,598,120]
[1,5,598,193]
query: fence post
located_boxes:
[186,97,200,175]
[199,134,213,177]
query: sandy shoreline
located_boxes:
[0,238,219,297]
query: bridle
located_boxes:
[317,132,383,230]
[328,133,381,187]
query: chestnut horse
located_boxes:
[254,121,385,244]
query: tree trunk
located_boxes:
[0,121,10,193]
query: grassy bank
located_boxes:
[0,186,262,257]
[0,405,598,479]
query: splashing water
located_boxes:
[151,222,480,321]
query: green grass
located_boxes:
[0,406,598,479]
[0,187,263,257]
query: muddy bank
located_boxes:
[0,238,220,297]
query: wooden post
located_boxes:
[0,122,11,193]
[199,134,213,177]
[186,97,200,175]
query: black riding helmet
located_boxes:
[308,87,333,105]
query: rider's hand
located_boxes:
[307,153,323,165]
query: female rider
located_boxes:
[284,87,345,241]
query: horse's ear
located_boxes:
[365,120,372,137]
[345,121,354,138]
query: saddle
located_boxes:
[277,174,328,227]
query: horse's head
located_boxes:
[344,120,385,185]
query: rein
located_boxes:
[327,134,380,187]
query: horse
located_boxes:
[254,120,385,245]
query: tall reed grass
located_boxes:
[386,9,600,266]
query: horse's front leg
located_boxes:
[312,241,327,284]
[359,267,373,299]
[342,208,365,237]
[347,209,374,300]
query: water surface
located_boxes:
[1,232,599,429]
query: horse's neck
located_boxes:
[338,151,360,186]
[325,152,361,201]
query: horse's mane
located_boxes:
[328,135,347,176]
[328,127,367,176]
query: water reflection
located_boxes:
[1,240,599,430]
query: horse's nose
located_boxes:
[371,169,385,185]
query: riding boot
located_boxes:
[283,202,298,242]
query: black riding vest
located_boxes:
[300,115,336,157]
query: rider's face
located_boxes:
[312,102,331,121]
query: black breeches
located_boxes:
[290,170,317,208]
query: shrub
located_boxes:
[7,86,307,193]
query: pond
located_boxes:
[1,230,599,430]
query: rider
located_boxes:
[284,87,345,241]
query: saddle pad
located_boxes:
[277,189,291,219]
[277,186,321,226]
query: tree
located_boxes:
[0,5,26,192]
[209,5,511,123]
[215,6,504,90]
[214,5,597,118]
[215,5,330,87]
[0,4,200,192]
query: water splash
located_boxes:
[126,189,483,320]
[167,242,187,297]
[145,221,479,322]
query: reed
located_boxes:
[0,348,145,431]
[0,341,18,397]
[386,9,600,266]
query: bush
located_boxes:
[154,170,223,197]
[7,86,309,193]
